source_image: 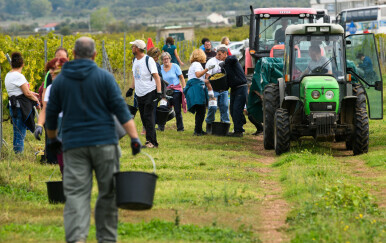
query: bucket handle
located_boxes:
[48,168,60,182]
[141,151,156,174]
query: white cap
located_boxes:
[217,44,228,49]
[130,40,146,50]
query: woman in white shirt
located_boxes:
[184,49,214,136]
[5,52,40,153]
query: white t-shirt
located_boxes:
[45,85,63,117]
[5,71,28,97]
[133,55,158,97]
[5,71,28,107]
[188,62,205,81]
[205,57,223,76]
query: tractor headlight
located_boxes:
[325,90,334,99]
[320,26,331,32]
[311,90,320,99]
[307,26,317,32]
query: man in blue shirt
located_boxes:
[356,53,374,79]
[46,37,141,243]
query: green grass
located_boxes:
[0,82,385,242]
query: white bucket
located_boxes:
[209,100,217,107]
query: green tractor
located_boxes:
[262,23,383,155]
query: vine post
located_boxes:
[44,39,47,64]
[123,32,126,88]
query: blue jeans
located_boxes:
[9,107,27,153]
[230,85,248,133]
[205,90,230,124]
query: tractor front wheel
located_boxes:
[353,108,369,155]
[274,108,290,155]
[263,83,280,149]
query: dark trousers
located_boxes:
[170,91,184,131]
[138,90,158,146]
[248,115,263,131]
[194,105,206,133]
[230,85,248,133]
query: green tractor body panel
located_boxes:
[300,76,340,115]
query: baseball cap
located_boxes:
[130,40,146,50]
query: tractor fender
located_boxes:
[278,78,285,107]
[282,96,300,111]
[340,96,357,124]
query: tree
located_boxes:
[60,25,72,35]
[90,7,115,31]
[29,0,52,18]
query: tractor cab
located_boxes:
[236,7,328,75]
[262,23,383,155]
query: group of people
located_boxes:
[4,35,251,243]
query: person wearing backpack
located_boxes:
[126,40,162,148]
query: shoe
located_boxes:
[142,141,155,148]
[252,130,263,135]
[177,129,184,132]
[193,131,207,136]
[156,126,164,131]
[206,123,212,135]
[228,132,243,137]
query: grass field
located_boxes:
[0,85,385,242]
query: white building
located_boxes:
[310,0,386,15]
[206,13,229,25]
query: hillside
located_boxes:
[0,0,310,20]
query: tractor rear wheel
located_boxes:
[353,108,369,155]
[274,108,290,155]
[263,83,280,149]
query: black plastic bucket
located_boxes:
[46,180,65,204]
[156,106,170,125]
[128,105,138,118]
[211,122,230,136]
[209,73,228,92]
[114,152,158,210]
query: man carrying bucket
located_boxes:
[45,37,141,243]
[217,46,248,137]
[204,45,230,134]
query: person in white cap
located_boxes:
[126,39,162,148]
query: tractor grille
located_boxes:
[310,102,336,111]
[310,113,336,136]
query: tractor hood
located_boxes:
[301,76,339,89]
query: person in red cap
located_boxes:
[127,39,162,148]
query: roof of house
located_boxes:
[43,23,58,28]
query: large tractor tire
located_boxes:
[274,108,290,155]
[352,108,369,155]
[263,83,280,149]
[352,83,367,110]
[346,83,367,150]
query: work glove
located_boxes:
[156,92,163,101]
[47,137,62,155]
[208,90,215,98]
[131,137,142,155]
[208,65,215,70]
[34,124,43,140]
[126,88,134,97]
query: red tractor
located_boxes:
[236,6,329,75]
